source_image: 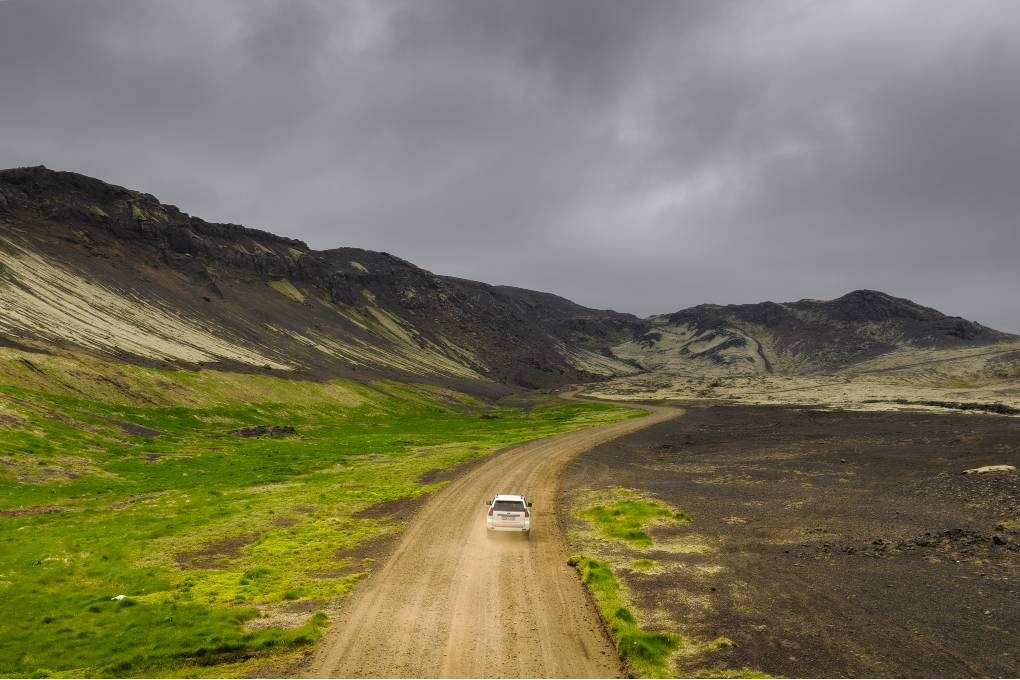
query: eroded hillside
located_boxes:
[0,166,640,391]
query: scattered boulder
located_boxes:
[962,465,1017,475]
[230,425,297,438]
[863,399,1020,415]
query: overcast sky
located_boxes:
[1,0,1018,330]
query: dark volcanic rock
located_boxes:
[822,289,939,322]
[862,399,1020,415]
[230,425,297,438]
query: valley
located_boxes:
[0,166,1018,678]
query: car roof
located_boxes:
[493,493,525,501]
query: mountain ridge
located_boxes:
[0,165,641,390]
[0,165,1014,388]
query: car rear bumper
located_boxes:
[488,525,530,532]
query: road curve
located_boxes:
[303,399,682,678]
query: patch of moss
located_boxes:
[632,558,656,572]
[707,636,737,650]
[579,489,690,548]
[267,279,305,303]
[689,668,774,678]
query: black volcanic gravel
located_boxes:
[562,404,1020,678]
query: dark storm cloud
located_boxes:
[1,0,1018,331]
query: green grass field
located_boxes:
[0,353,638,677]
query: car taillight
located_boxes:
[487,506,493,516]
[523,508,530,518]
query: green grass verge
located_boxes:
[0,360,639,677]
[569,556,680,678]
[572,490,771,678]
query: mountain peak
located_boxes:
[811,289,942,323]
[0,164,309,252]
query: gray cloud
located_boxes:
[1,0,1018,331]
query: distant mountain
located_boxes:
[614,290,1015,376]
[0,166,1013,389]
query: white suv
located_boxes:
[485,494,532,534]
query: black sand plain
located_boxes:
[564,403,1020,677]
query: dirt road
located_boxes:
[304,401,682,678]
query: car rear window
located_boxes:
[493,500,525,512]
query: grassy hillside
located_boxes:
[0,349,638,677]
